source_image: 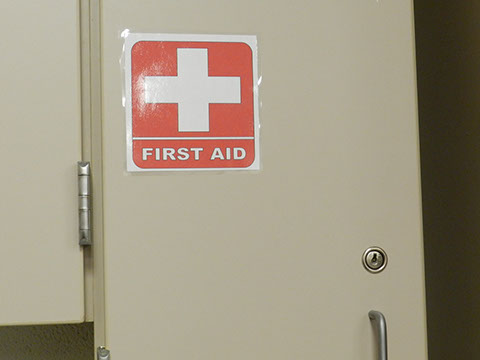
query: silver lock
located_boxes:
[362,247,388,273]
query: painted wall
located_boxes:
[415,0,480,358]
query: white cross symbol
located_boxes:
[144,48,241,132]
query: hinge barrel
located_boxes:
[78,161,92,246]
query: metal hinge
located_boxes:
[97,347,111,360]
[78,161,92,246]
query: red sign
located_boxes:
[125,34,259,171]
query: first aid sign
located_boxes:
[124,33,260,171]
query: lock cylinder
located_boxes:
[362,247,388,273]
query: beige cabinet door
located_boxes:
[100,0,428,358]
[0,1,84,325]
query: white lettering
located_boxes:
[144,147,206,161]
[177,148,190,161]
[190,148,204,160]
[142,148,153,160]
[210,148,225,160]
[234,147,246,160]
[163,148,176,160]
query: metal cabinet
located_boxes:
[0,1,84,325]
[0,1,428,358]
[96,0,428,359]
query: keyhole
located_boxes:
[363,247,388,273]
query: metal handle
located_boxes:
[369,310,388,360]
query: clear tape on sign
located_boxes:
[120,30,262,173]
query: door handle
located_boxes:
[369,310,388,360]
